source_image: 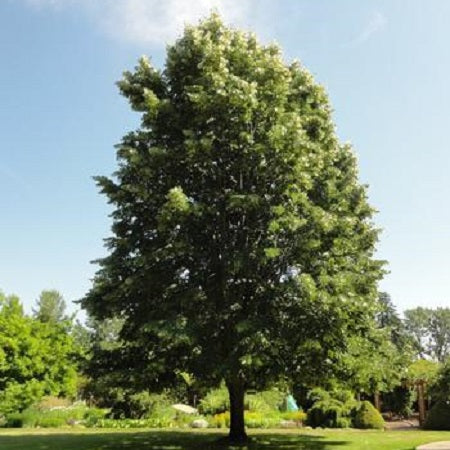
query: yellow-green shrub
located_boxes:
[210,410,304,429]
[210,412,230,428]
[244,411,280,428]
[281,411,306,422]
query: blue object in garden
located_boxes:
[286,394,299,411]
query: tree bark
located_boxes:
[374,391,381,411]
[227,379,248,443]
[417,381,426,426]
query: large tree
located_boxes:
[83,15,383,442]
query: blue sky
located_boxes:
[1,0,450,316]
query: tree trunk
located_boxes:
[417,381,426,426]
[374,391,381,411]
[227,380,248,443]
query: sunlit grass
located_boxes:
[0,427,449,449]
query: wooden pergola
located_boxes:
[373,360,438,426]
[407,359,439,426]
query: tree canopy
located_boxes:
[404,307,450,362]
[33,289,68,324]
[0,292,78,414]
[82,14,384,442]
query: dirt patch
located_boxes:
[384,418,420,430]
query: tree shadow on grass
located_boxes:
[0,430,349,450]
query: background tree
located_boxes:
[377,292,398,328]
[33,289,67,324]
[376,292,412,350]
[404,307,432,358]
[71,319,92,357]
[428,308,450,362]
[404,307,450,362]
[339,329,406,402]
[0,291,78,414]
[82,14,384,443]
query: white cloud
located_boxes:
[23,0,255,46]
[103,0,253,45]
[349,11,387,46]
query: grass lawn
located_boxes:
[0,428,449,449]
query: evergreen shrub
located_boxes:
[353,401,384,429]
